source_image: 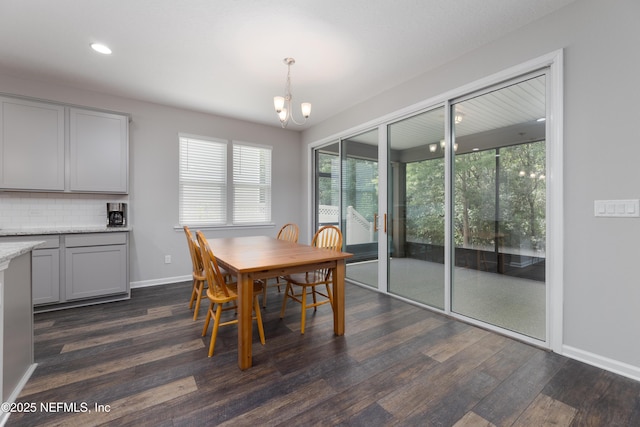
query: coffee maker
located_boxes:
[107,203,127,227]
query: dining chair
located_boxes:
[262,223,299,307]
[196,231,266,357]
[184,226,206,321]
[279,225,342,334]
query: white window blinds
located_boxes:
[179,135,227,226]
[233,142,272,224]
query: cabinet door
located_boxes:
[69,108,128,193]
[32,248,61,305]
[65,244,127,300]
[0,97,65,190]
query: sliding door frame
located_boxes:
[307,49,563,352]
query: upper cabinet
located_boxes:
[0,97,65,191]
[0,96,129,194]
[69,108,128,193]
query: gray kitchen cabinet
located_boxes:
[0,235,61,305]
[65,233,128,300]
[0,232,129,310]
[32,241,61,305]
[0,95,129,194]
[69,108,129,193]
[0,97,65,191]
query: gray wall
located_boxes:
[302,0,640,376]
[0,73,304,287]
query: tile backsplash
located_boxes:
[0,192,128,229]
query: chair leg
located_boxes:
[208,304,224,357]
[325,283,334,309]
[189,279,197,309]
[312,285,318,311]
[280,283,292,318]
[262,282,268,308]
[201,302,213,336]
[254,296,266,345]
[192,279,205,321]
[300,285,308,334]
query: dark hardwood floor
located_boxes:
[8,281,640,426]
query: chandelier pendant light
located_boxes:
[273,57,311,128]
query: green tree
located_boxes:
[406,157,445,245]
[405,140,545,253]
[499,141,546,250]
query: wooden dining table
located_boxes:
[207,235,353,370]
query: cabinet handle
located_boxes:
[373,213,378,232]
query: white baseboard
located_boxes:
[1,363,37,427]
[562,345,640,382]
[130,275,191,289]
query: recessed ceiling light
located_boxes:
[537,117,546,122]
[90,43,112,55]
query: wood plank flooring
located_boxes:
[8,281,640,426]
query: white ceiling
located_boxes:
[0,0,576,130]
[342,74,546,152]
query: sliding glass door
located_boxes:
[451,74,547,340]
[315,141,340,230]
[314,129,380,288]
[341,129,380,288]
[312,64,555,345]
[387,107,445,309]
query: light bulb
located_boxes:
[274,96,285,113]
[301,102,311,118]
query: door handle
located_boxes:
[373,213,378,232]
[384,213,387,233]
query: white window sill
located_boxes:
[173,223,276,232]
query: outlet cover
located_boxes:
[594,199,640,217]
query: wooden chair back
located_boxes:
[277,223,299,243]
[196,231,232,299]
[312,225,343,280]
[312,225,343,251]
[183,226,203,276]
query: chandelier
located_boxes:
[273,57,311,128]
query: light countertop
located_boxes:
[0,241,45,265]
[0,226,132,237]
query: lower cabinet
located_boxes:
[32,247,60,305]
[65,233,128,300]
[0,232,129,310]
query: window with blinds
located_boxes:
[179,135,272,226]
[233,142,272,224]
[179,135,227,226]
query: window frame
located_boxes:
[232,140,273,225]
[178,133,274,229]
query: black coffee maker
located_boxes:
[107,203,127,227]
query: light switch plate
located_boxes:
[594,199,640,217]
